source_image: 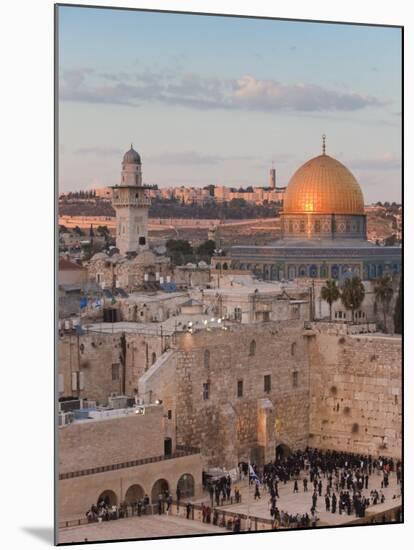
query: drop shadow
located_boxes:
[21,526,55,545]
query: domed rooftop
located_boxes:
[122,144,141,165]
[283,142,364,216]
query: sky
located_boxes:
[58,5,402,203]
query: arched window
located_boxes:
[97,490,118,507]
[291,342,297,356]
[204,349,210,369]
[177,474,195,498]
[151,479,169,503]
[124,484,144,505]
[249,340,256,357]
[309,265,318,278]
[151,352,157,365]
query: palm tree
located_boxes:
[373,275,394,333]
[340,276,365,323]
[393,277,402,334]
[321,279,340,320]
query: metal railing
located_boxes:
[59,446,201,480]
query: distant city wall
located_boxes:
[59,215,279,230]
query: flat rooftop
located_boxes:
[125,291,188,304]
[85,314,229,334]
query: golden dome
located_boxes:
[283,154,364,215]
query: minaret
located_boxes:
[111,145,151,256]
[269,161,276,189]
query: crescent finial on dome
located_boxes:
[322,134,326,155]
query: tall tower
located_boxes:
[111,145,151,256]
[269,162,276,189]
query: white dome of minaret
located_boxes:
[120,144,143,187]
[122,144,141,165]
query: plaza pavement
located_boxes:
[59,514,226,544]
[59,471,402,542]
[211,471,402,526]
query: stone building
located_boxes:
[138,321,401,469]
[199,283,309,324]
[229,137,401,281]
[139,320,311,468]
[87,249,171,292]
[58,256,88,286]
[58,403,202,521]
[58,265,401,471]
[111,145,152,256]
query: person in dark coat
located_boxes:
[331,493,337,513]
[318,480,323,497]
[325,494,330,512]
[293,480,299,493]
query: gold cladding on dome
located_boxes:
[283,154,364,215]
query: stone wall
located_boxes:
[59,452,203,522]
[139,320,310,469]
[308,327,402,457]
[58,332,125,404]
[59,405,164,474]
[58,330,166,404]
[124,332,165,396]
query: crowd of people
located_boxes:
[248,448,402,527]
[85,448,402,532]
[205,474,242,507]
[85,489,175,523]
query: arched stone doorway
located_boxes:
[151,479,170,502]
[288,266,296,280]
[309,264,318,278]
[97,490,118,507]
[177,473,195,498]
[275,443,292,460]
[124,484,144,505]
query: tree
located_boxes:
[373,275,394,333]
[340,276,365,322]
[166,239,194,265]
[393,278,402,334]
[321,279,340,321]
[196,240,216,258]
[73,225,84,236]
[96,225,109,236]
[384,234,397,246]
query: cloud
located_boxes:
[74,147,123,157]
[147,151,257,165]
[60,67,385,113]
[60,68,95,90]
[349,153,401,171]
[232,75,383,112]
